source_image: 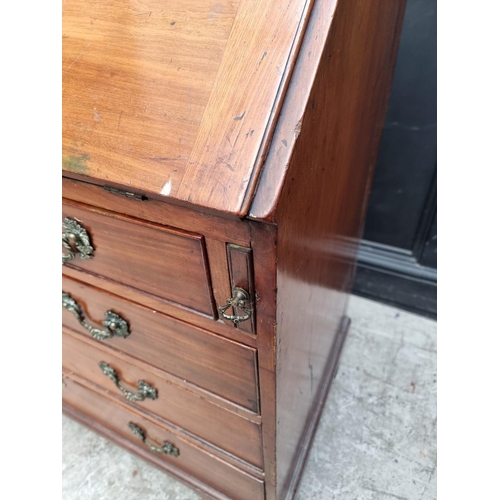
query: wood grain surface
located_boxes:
[63,374,265,500]
[63,0,238,201]
[249,221,279,500]
[63,0,314,216]
[62,177,251,244]
[62,276,260,413]
[63,328,263,468]
[62,0,406,498]
[62,200,215,318]
[273,0,406,497]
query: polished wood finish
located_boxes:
[62,0,404,498]
[63,0,237,204]
[272,1,406,497]
[63,375,265,500]
[63,200,215,318]
[62,276,259,413]
[62,178,251,243]
[63,328,263,468]
[63,0,316,216]
[248,221,279,500]
[176,0,313,215]
[63,177,257,343]
[62,263,257,347]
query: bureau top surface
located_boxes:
[63,0,315,216]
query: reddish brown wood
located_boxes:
[249,221,278,500]
[205,239,235,329]
[62,178,251,244]
[62,263,257,347]
[63,200,216,318]
[277,317,350,499]
[63,328,263,468]
[248,0,340,222]
[271,0,406,498]
[62,0,405,497]
[63,375,265,500]
[63,0,238,207]
[63,0,316,216]
[62,276,260,413]
[226,245,256,335]
[176,0,315,215]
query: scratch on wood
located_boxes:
[233,129,241,147]
[258,51,268,66]
[217,155,235,171]
[233,111,246,121]
[64,42,91,75]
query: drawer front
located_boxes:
[63,328,263,468]
[62,276,260,413]
[62,201,215,318]
[63,375,265,500]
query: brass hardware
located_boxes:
[219,287,252,325]
[62,218,94,265]
[98,362,158,402]
[62,292,130,341]
[128,422,180,456]
[103,185,148,201]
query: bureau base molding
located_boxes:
[282,316,350,500]
[63,404,234,500]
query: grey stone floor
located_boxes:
[62,295,437,500]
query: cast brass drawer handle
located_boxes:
[62,218,94,265]
[219,287,252,325]
[128,422,180,457]
[98,362,158,402]
[62,292,130,341]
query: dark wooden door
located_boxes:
[353,0,437,318]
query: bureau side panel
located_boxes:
[274,0,406,498]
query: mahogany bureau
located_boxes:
[62,0,405,498]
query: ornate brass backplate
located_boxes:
[62,292,130,341]
[62,218,94,265]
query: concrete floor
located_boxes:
[62,295,437,500]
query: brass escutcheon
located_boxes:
[62,218,94,265]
